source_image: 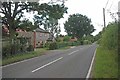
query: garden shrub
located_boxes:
[63,36,70,42]
[2,45,11,58]
[49,42,58,50]
[43,42,50,48]
[27,45,34,51]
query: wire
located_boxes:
[108,0,114,11]
[105,0,110,9]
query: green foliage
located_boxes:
[34,3,67,36]
[1,2,39,31]
[27,45,34,51]
[63,36,70,42]
[82,35,94,43]
[57,41,80,49]
[49,42,58,50]
[2,37,33,58]
[2,45,11,58]
[92,22,118,78]
[94,31,102,42]
[64,14,95,38]
[2,43,21,58]
[18,19,37,31]
[56,37,62,42]
[83,40,92,44]
[1,1,67,38]
[47,41,81,50]
[100,22,118,50]
[2,48,47,66]
[43,42,50,48]
[11,44,21,55]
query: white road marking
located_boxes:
[32,57,63,73]
[68,50,79,55]
[86,48,97,79]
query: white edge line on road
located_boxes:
[68,50,79,55]
[2,56,41,68]
[86,48,97,79]
[32,57,63,73]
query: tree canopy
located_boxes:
[0,0,67,38]
[18,19,36,31]
[33,3,67,37]
[64,14,95,39]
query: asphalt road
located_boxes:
[2,43,97,78]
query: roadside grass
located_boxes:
[92,46,118,78]
[2,45,74,66]
[2,48,48,66]
[57,46,71,50]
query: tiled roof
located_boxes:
[34,28,49,33]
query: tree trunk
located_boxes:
[8,18,16,55]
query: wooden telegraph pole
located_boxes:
[103,8,106,28]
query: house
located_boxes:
[33,28,51,48]
[17,28,54,48]
[2,24,54,48]
[2,24,9,37]
[69,37,78,42]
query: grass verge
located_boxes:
[57,46,71,50]
[2,48,48,66]
[2,45,72,66]
[92,46,118,78]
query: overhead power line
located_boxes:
[105,0,110,9]
[108,0,114,11]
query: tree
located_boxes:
[18,19,37,31]
[94,31,102,42]
[1,0,67,56]
[33,3,67,37]
[64,14,95,39]
[0,2,40,38]
[0,0,67,38]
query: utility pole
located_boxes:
[118,1,120,54]
[118,1,120,22]
[103,8,106,27]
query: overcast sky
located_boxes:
[58,0,119,36]
[16,0,120,36]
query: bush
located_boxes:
[80,40,84,45]
[63,36,70,42]
[49,42,58,50]
[100,22,118,50]
[11,44,21,55]
[27,45,34,51]
[2,43,21,58]
[56,37,62,42]
[83,40,92,44]
[43,42,50,48]
[2,45,11,58]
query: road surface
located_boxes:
[2,43,97,78]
